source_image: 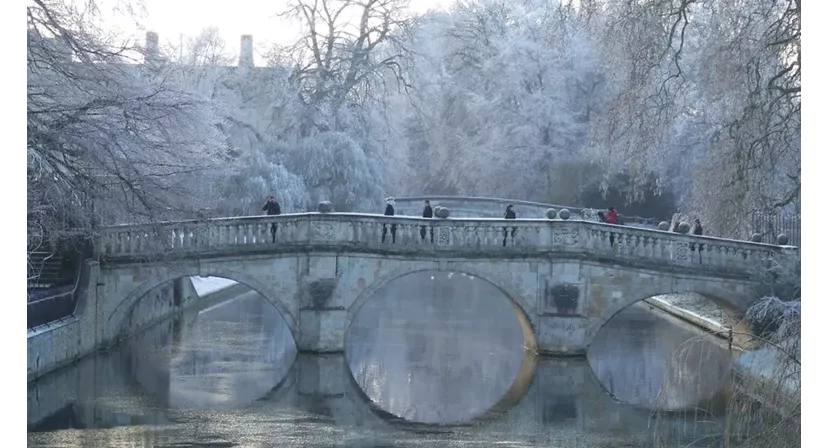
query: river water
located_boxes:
[29,272,744,447]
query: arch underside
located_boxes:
[104,262,299,344]
[343,265,539,353]
[584,272,755,347]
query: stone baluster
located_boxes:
[601,229,613,253]
[192,226,200,248]
[637,235,649,258]
[402,223,413,245]
[230,223,238,245]
[353,220,364,244]
[260,221,269,243]
[169,228,178,250]
[701,242,713,266]
[182,227,193,249]
[369,221,379,244]
[216,224,225,246]
[206,223,215,247]
[652,235,665,260]
[225,224,235,246]
[243,222,251,244]
[127,230,136,255]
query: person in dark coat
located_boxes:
[691,218,704,253]
[262,196,281,242]
[692,219,703,236]
[382,197,397,243]
[597,211,607,223]
[503,204,516,246]
[420,200,433,242]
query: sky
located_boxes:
[88,0,454,64]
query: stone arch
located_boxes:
[344,264,537,353]
[105,264,298,344]
[584,275,754,349]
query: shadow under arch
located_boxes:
[586,291,739,413]
[119,298,298,413]
[342,268,539,425]
[106,266,299,345]
[344,267,538,353]
[585,282,753,351]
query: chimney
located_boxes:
[239,35,253,67]
[145,31,159,62]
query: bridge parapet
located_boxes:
[96,213,795,276]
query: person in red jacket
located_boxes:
[606,207,619,224]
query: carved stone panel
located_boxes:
[552,228,579,246]
[313,222,335,241]
[672,241,691,263]
[437,227,451,246]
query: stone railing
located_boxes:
[394,196,659,228]
[96,213,796,275]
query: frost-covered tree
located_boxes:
[589,0,800,235]
[272,0,414,133]
[396,0,607,202]
[163,27,235,66]
[288,131,383,211]
[27,0,227,253]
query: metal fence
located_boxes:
[749,211,801,246]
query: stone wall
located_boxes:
[27,264,199,382]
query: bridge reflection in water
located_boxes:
[28,286,737,447]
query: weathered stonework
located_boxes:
[29,213,796,380]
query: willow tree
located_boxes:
[589,0,800,235]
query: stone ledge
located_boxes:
[99,246,757,281]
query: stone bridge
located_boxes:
[79,212,794,358]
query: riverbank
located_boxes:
[647,294,800,414]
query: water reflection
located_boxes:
[28,287,744,447]
[588,301,733,411]
[346,270,531,424]
[163,292,296,409]
[28,289,297,433]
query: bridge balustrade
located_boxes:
[96,213,795,275]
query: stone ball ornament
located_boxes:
[317,201,333,213]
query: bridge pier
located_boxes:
[297,255,347,352]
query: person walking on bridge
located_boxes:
[691,218,704,254]
[503,204,516,246]
[262,196,281,243]
[606,207,619,224]
[420,200,433,243]
[382,197,397,244]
